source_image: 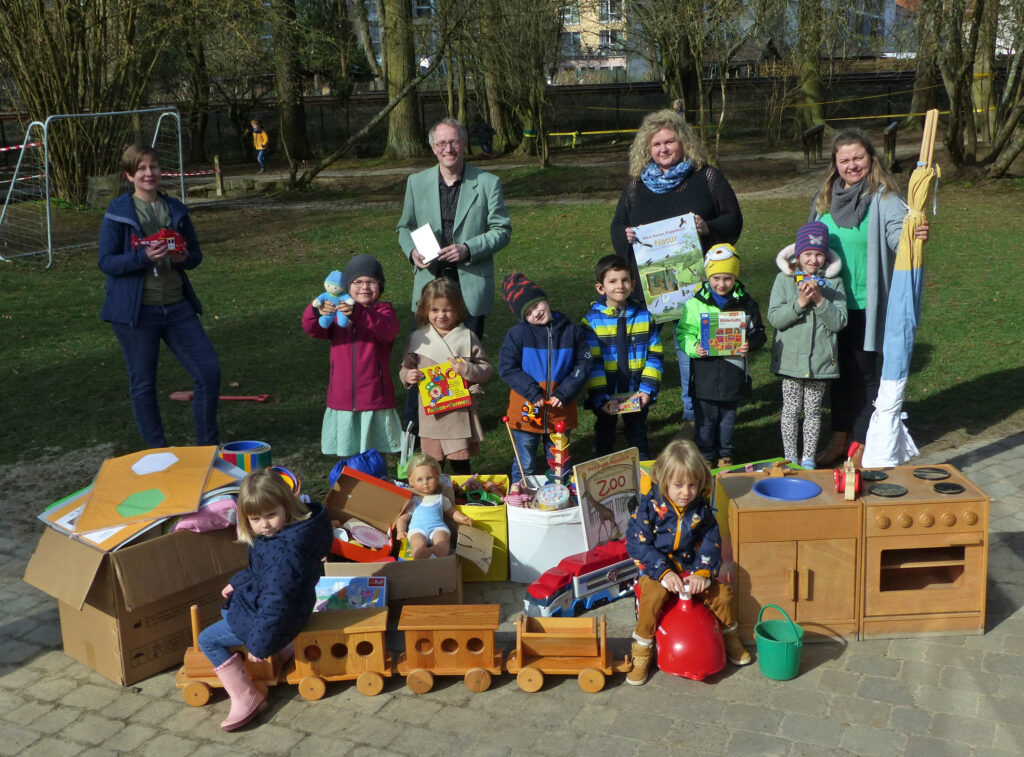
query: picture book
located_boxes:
[418,361,472,416]
[699,311,747,356]
[573,448,641,549]
[314,576,388,611]
[631,213,704,323]
[609,392,642,414]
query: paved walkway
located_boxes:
[3,433,1023,756]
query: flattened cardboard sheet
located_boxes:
[75,446,218,533]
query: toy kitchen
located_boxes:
[716,463,989,642]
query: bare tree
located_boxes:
[381,0,424,159]
[0,0,170,203]
[625,0,701,120]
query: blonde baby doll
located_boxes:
[396,453,472,560]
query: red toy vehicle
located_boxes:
[132,227,186,252]
[524,540,639,617]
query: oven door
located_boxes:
[864,532,986,617]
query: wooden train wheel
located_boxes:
[578,668,606,693]
[181,682,211,707]
[298,675,327,701]
[356,670,385,697]
[464,668,492,693]
[406,669,434,694]
[516,667,544,693]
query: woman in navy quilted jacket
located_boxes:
[198,470,331,731]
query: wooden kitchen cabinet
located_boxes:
[719,469,861,643]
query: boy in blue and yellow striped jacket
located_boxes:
[581,255,662,460]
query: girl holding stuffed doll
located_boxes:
[198,470,331,730]
[399,278,493,475]
[302,254,403,457]
[98,143,221,448]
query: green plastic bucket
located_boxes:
[754,604,804,680]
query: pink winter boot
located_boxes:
[214,653,267,731]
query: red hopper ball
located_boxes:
[554,421,566,433]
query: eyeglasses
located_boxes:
[350,278,379,289]
[433,140,463,150]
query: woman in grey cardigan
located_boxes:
[809,129,929,467]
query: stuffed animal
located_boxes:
[312,270,354,328]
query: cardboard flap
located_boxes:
[112,528,246,610]
[325,467,412,533]
[24,527,106,609]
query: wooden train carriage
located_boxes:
[396,604,503,693]
[176,605,287,707]
[285,608,392,699]
[505,613,632,693]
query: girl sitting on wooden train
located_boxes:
[198,470,332,730]
[625,439,752,685]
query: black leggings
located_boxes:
[831,309,879,444]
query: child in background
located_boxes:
[396,453,472,559]
[676,245,766,468]
[399,278,493,475]
[498,273,591,483]
[768,221,848,468]
[625,440,751,685]
[581,255,662,461]
[302,254,403,458]
[198,470,332,730]
[251,120,269,173]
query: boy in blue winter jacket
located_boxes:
[498,273,592,483]
[676,244,766,467]
[581,255,662,461]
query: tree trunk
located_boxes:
[347,0,383,80]
[272,0,310,162]
[382,0,424,159]
[796,0,825,129]
[972,0,996,144]
[985,126,1024,178]
[905,13,938,129]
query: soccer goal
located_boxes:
[0,108,185,267]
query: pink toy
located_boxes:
[635,580,726,681]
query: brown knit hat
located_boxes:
[501,272,547,321]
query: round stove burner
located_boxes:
[933,482,965,495]
[870,483,908,497]
[913,467,950,481]
[862,470,888,481]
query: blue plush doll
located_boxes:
[312,270,354,328]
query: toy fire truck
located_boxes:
[524,540,639,617]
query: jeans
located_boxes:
[256,148,267,170]
[673,341,695,422]
[510,428,569,483]
[198,612,244,667]
[831,309,878,444]
[593,405,650,461]
[111,300,221,448]
[693,397,737,461]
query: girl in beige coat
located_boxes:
[399,279,493,474]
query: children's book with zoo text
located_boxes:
[699,311,747,356]
[417,361,471,416]
[574,448,641,549]
[631,213,704,323]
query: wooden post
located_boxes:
[214,155,224,197]
[190,604,201,648]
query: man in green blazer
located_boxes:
[397,117,512,339]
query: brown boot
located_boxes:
[815,431,848,468]
[717,457,733,469]
[626,640,654,686]
[723,627,752,666]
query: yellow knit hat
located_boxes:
[704,244,740,278]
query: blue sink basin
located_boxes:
[752,477,822,501]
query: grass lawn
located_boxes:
[2,178,1022,498]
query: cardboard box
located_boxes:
[24,526,247,685]
[323,555,462,607]
[324,467,411,562]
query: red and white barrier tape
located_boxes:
[163,169,220,177]
[0,141,41,153]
